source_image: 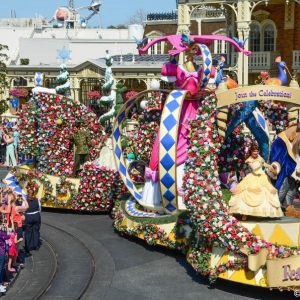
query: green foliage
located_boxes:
[107,25,116,29]
[0,44,9,95]
[221,187,232,203]
[0,100,8,115]
[20,58,30,65]
[114,81,127,117]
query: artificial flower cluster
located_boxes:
[19,92,101,176]
[18,102,40,156]
[56,176,76,196]
[71,162,126,212]
[145,91,166,111]
[125,90,138,100]
[87,90,101,100]
[263,102,288,133]
[9,88,29,98]
[112,199,189,252]
[218,104,246,173]
[25,180,39,193]
[182,93,300,283]
[127,109,161,164]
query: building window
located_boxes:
[250,25,260,52]
[13,77,27,87]
[157,42,161,54]
[45,78,57,89]
[217,40,222,53]
[151,45,155,55]
[214,40,228,54]
[263,24,275,51]
[81,78,101,106]
[250,21,276,52]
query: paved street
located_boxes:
[0,168,297,299]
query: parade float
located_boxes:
[6,33,300,291]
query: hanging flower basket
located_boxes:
[87,90,101,100]
[9,89,20,97]
[125,90,138,100]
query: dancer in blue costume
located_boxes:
[270,124,300,217]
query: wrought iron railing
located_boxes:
[147,12,178,21]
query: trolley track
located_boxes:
[5,221,96,300]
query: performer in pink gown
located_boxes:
[142,44,203,208]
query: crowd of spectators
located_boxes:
[0,118,21,169]
[0,179,41,293]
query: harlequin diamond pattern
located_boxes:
[118,110,126,124]
[163,190,175,202]
[204,67,210,76]
[115,144,122,159]
[114,127,121,141]
[119,162,126,177]
[169,91,183,99]
[166,99,180,112]
[160,153,174,171]
[161,133,175,151]
[165,202,176,213]
[163,114,177,131]
[126,178,134,189]
[161,173,175,189]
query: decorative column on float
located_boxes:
[177,4,191,65]
[235,1,251,87]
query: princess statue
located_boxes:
[229,142,283,220]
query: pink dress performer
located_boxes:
[137,34,251,213]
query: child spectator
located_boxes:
[0,221,10,293]
[7,226,18,273]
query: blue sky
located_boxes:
[0,0,176,28]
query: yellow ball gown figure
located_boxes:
[229,142,283,220]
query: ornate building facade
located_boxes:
[6,0,300,105]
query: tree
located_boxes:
[0,44,9,95]
[117,24,128,29]
[126,8,148,26]
[107,25,117,29]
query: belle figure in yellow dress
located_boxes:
[229,142,283,220]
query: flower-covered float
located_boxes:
[7,63,125,212]
[7,34,300,292]
[110,35,300,291]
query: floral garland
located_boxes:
[182,93,300,283]
[56,176,76,196]
[112,199,189,252]
[11,168,54,202]
[25,180,39,193]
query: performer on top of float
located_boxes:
[69,122,93,177]
[270,124,300,217]
[94,127,116,169]
[229,141,283,220]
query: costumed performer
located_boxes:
[69,122,93,177]
[141,41,202,208]
[229,142,283,220]
[94,127,116,169]
[269,124,300,217]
